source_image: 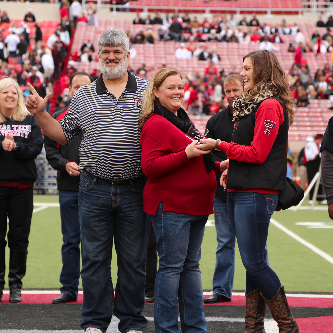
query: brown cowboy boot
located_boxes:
[264,286,299,333]
[245,289,266,333]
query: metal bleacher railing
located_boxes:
[80,0,333,16]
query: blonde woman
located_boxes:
[87,2,98,27]
[0,78,43,303]
[139,68,227,332]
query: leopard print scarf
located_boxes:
[232,83,278,123]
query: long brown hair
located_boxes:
[139,68,182,129]
[243,50,294,125]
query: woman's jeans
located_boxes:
[227,192,281,300]
[150,203,207,333]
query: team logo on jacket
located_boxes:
[263,120,276,135]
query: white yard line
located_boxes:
[32,202,59,213]
[34,202,60,207]
[270,218,333,265]
[2,290,331,298]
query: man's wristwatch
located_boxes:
[214,139,221,151]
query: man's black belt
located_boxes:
[83,171,141,186]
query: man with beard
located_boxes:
[25,28,148,333]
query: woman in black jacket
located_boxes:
[0,78,43,303]
[199,51,299,332]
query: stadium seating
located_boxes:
[70,20,333,141]
[127,0,303,13]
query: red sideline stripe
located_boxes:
[0,294,332,308]
[0,294,84,304]
[297,316,333,332]
[202,295,333,308]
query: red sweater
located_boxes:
[140,114,217,216]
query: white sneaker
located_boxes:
[309,200,313,204]
[85,328,103,333]
[320,199,327,205]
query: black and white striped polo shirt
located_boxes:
[59,72,148,180]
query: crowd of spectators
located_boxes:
[2,4,333,114]
[129,12,306,45]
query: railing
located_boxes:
[302,1,333,15]
[82,0,311,16]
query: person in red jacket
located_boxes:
[199,51,299,332]
[139,68,227,333]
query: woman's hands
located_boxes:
[2,134,16,151]
[220,159,229,173]
[196,138,217,151]
[220,169,228,188]
[185,140,212,159]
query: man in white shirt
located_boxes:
[175,43,191,59]
[304,134,325,203]
[5,32,20,57]
[259,36,279,51]
[70,0,82,27]
[295,29,305,45]
[227,14,237,28]
[41,51,55,79]
[47,31,60,50]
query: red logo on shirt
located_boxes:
[263,120,276,135]
[134,99,141,107]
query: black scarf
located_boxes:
[154,102,216,173]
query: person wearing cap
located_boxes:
[320,116,333,219]
[67,60,77,73]
[175,43,191,59]
[5,31,20,58]
[304,133,326,203]
[41,51,55,80]
[24,10,36,23]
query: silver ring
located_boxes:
[70,172,72,175]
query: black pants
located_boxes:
[306,160,324,201]
[0,187,33,252]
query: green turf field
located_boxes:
[5,195,333,293]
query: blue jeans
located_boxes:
[227,192,281,300]
[151,203,207,333]
[59,190,80,299]
[79,173,149,332]
[212,195,235,299]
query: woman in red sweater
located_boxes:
[139,68,227,333]
[199,51,299,332]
